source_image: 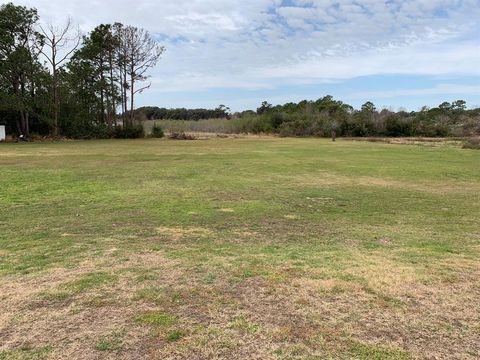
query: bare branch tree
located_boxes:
[39,18,81,136]
[117,26,164,126]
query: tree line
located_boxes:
[1,2,478,140]
[138,97,479,138]
[235,97,479,138]
[0,2,164,139]
[137,105,231,121]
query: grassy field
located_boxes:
[0,138,479,359]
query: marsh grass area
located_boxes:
[0,138,479,359]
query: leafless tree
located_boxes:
[117,26,164,126]
[39,18,80,136]
[113,23,129,125]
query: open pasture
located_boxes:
[0,138,479,359]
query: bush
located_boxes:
[385,115,415,137]
[151,122,164,138]
[232,115,272,134]
[113,124,145,139]
[277,117,308,137]
[269,112,287,129]
[62,120,108,139]
[463,137,480,149]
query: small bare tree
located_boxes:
[118,26,164,126]
[39,18,80,136]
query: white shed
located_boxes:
[0,125,5,141]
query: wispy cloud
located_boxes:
[11,0,480,109]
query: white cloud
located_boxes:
[6,0,480,108]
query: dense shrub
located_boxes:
[62,120,108,139]
[270,112,288,129]
[384,115,415,137]
[234,115,273,134]
[138,97,480,139]
[151,122,164,138]
[113,124,145,139]
[137,105,230,120]
[463,137,480,149]
[452,116,480,136]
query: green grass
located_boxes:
[0,138,479,359]
[347,340,411,360]
[229,315,261,334]
[61,272,117,294]
[95,332,123,352]
[165,330,186,342]
[135,312,177,328]
[0,346,51,360]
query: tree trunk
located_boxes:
[53,65,59,136]
[108,52,116,133]
[19,110,28,138]
[123,66,128,126]
[25,112,30,137]
[100,59,105,124]
[20,78,29,138]
[124,69,128,126]
[15,117,21,136]
[130,74,134,126]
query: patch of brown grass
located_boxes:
[0,251,183,359]
[156,227,213,241]
[287,171,480,194]
[1,250,479,359]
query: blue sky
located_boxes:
[11,0,480,111]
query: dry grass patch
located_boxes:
[0,251,183,358]
[156,227,213,241]
[288,171,480,194]
[218,208,235,213]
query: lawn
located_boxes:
[0,137,479,359]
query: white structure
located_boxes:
[0,125,5,141]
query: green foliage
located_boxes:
[61,119,109,139]
[0,6,165,139]
[0,3,45,137]
[137,105,230,120]
[247,96,473,138]
[150,122,164,138]
[165,330,186,342]
[385,114,414,137]
[246,115,273,133]
[256,101,272,115]
[113,124,145,139]
[153,100,478,138]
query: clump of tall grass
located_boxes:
[463,137,480,149]
[144,115,271,134]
